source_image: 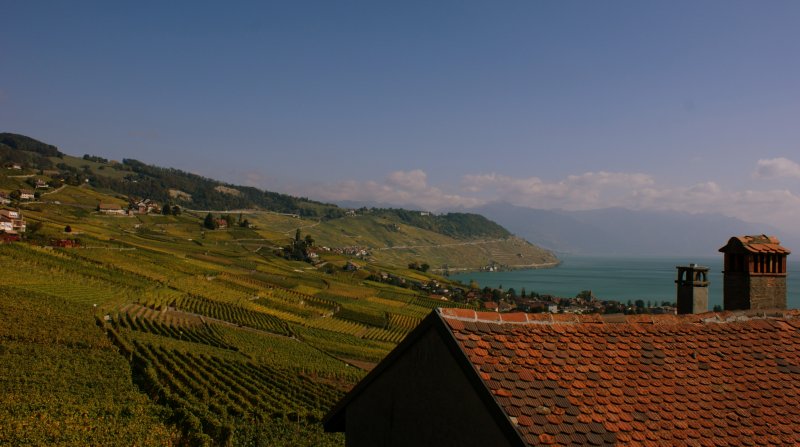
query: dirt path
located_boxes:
[41,184,67,195]
[285,219,321,236]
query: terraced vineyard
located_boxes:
[0,190,492,445]
[109,309,239,351]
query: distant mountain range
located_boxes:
[470,202,798,257]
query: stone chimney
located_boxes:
[719,235,790,310]
[676,264,709,314]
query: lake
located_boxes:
[451,255,800,310]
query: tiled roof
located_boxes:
[440,308,800,446]
[720,235,791,255]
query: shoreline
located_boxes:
[433,261,562,274]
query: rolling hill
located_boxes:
[0,132,557,271]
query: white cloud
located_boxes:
[461,171,655,209]
[302,170,482,211]
[386,169,429,192]
[754,157,800,180]
[299,167,800,235]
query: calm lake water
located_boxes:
[452,256,800,310]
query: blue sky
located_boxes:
[3,1,800,232]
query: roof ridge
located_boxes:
[437,307,800,326]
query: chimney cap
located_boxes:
[677,264,709,270]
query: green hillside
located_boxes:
[0,197,478,445]
[0,133,558,271]
[0,133,558,445]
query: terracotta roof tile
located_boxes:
[719,235,791,254]
[438,308,800,446]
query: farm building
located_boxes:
[0,209,25,233]
[18,189,35,200]
[0,215,13,233]
[97,203,126,215]
[326,307,800,446]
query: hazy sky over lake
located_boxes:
[3,1,800,231]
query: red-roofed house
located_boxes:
[482,300,499,311]
[325,307,800,446]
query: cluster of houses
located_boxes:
[96,199,163,216]
[0,189,36,201]
[330,245,371,257]
[130,199,160,214]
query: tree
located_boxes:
[203,213,217,230]
[420,263,430,273]
[162,203,171,215]
[492,289,503,301]
[520,287,526,298]
[27,221,43,234]
[171,205,181,215]
[64,225,72,233]
[469,279,479,290]
[304,234,314,247]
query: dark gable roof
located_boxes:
[327,307,800,446]
[323,310,527,445]
[720,235,791,255]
